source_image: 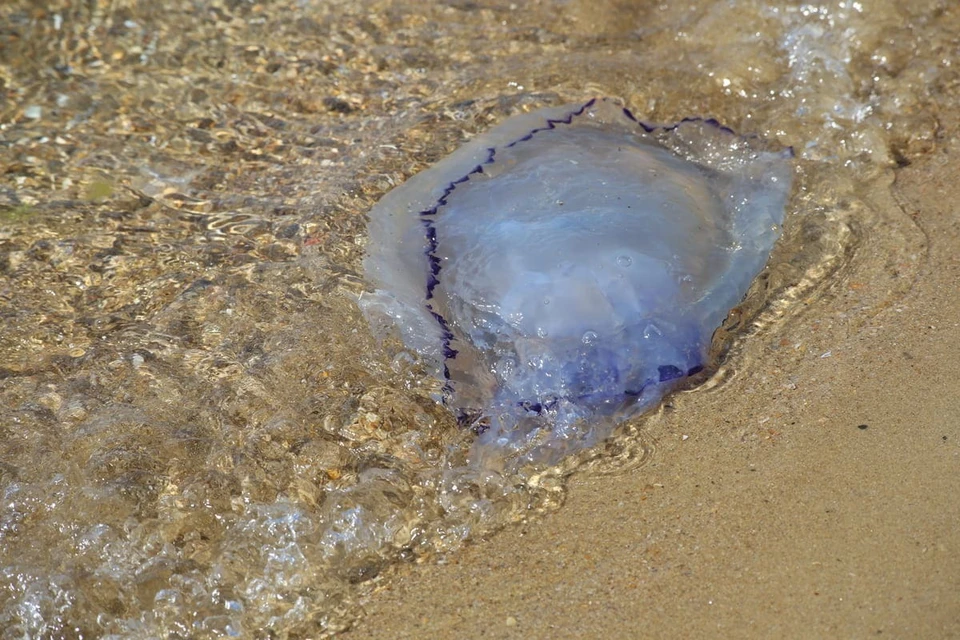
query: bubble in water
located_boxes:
[616,255,633,267]
[582,330,599,345]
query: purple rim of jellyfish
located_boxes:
[416,98,793,415]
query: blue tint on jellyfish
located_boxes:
[360,98,793,453]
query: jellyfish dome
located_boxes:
[360,98,793,455]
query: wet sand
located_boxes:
[345,125,960,638]
[3,1,957,635]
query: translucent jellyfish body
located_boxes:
[361,98,793,456]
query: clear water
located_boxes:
[0,0,948,637]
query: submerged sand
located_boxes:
[346,130,960,637]
[2,1,957,636]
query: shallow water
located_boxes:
[0,0,950,637]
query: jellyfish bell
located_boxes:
[361,98,794,456]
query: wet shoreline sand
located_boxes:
[2,2,957,636]
[345,132,960,638]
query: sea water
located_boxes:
[0,0,945,636]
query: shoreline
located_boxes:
[344,125,960,639]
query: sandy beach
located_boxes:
[346,128,960,638]
[2,1,957,637]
